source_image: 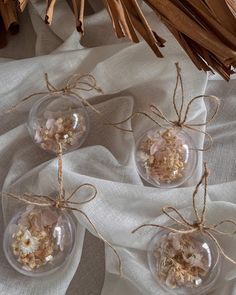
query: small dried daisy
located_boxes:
[19,230,40,255]
[10,207,66,271]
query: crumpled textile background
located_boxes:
[0,1,235,295]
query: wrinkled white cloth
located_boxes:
[0,1,235,295]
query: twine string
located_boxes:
[132,223,196,235]
[106,63,220,151]
[57,142,65,203]
[60,204,122,276]
[3,143,122,276]
[3,192,56,207]
[182,95,220,126]
[66,183,97,204]
[172,62,184,121]
[149,104,172,126]
[67,74,102,92]
[192,163,209,224]
[210,220,236,235]
[106,111,163,132]
[132,163,236,264]
[206,230,236,265]
[162,206,193,228]
[45,73,58,92]
[5,73,104,115]
[183,125,213,151]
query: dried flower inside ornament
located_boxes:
[3,143,122,277]
[136,127,197,188]
[6,73,103,154]
[148,231,220,294]
[108,63,220,188]
[132,163,236,295]
[4,205,75,276]
[28,94,89,153]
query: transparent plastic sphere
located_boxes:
[3,205,76,277]
[28,94,89,153]
[147,230,221,295]
[135,126,198,188]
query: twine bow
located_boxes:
[108,62,220,151]
[5,73,104,116]
[132,163,236,265]
[3,142,122,276]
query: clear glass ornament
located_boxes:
[28,94,89,153]
[135,126,198,188]
[147,230,221,295]
[3,205,76,277]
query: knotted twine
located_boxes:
[3,142,122,276]
[4,72,124,274]
[5,73,104,117]
[132,163,236,265]
[108,62,220,151]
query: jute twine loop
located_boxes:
[3,142,122,276]
[5,73,104,116]
[132,163,236,265]
[4,73,124,275]
[107,63,220,151]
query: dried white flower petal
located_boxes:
[19,230,40,255]
[138,128,186,184]
[154,233,211,289]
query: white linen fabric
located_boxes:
[0,1,235,295]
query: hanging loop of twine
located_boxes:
[2,142,122,276]
[106,62,220,151]
[132,163,236,265]
[5,73,104,116]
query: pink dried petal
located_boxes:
[183,245,195,257]
[42,209,58,227]
[169,233,181,251]
[19,215,30,227]
[30,212,43,231]
[189,254,203,266]
[183,253,208,271]
[46,118,56,130]
[150,142,159,155]
[147,130,159,140]
[33,220,42,231]
[19,205,35,226]
[165,269,176,288]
